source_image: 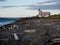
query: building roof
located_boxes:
[39,12,50,15]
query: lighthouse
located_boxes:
[38,9,42,15]
[38,9,50,17]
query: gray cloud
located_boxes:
[0,5,27,8]
[28,5,60,10]
[0,0,5,2]
[0,0,60,10]
[27,0,60,10]
[37,1,54,4]
[2,6,18,8]
[38,0,60,4]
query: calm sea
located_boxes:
[0,18,19,27]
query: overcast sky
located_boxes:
[0,0,60,18]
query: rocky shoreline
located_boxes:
[0,18,60,45]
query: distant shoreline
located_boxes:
[0,14,60,27]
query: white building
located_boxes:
[38,9,50,17]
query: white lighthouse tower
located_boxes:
[38,9,42,17]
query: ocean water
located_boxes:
[0,18,19,27]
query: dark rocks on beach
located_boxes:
[0,18,60,45]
